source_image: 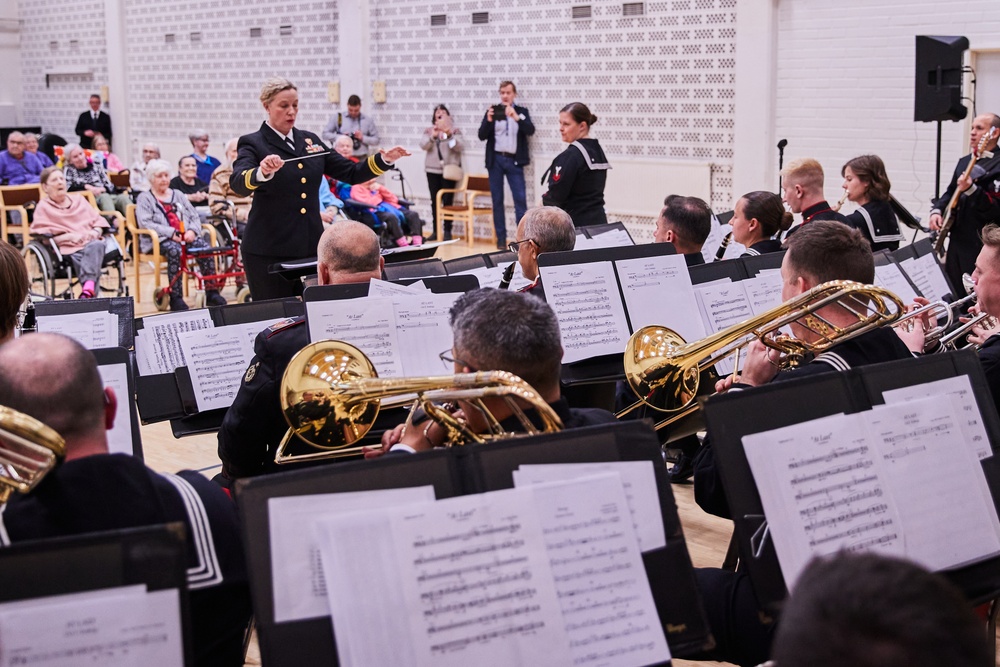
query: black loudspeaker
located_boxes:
[914,35,969,122]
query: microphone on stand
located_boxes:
[498,263,516,290]
[777,139,788,194]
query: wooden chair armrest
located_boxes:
[129,225,161,256]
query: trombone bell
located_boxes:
[623,326,700,414]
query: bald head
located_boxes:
[0,334,108,450]
[317,220,383,284]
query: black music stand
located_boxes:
[33,296,135,348]
[92,346,143,459]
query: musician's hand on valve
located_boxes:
[259,154,284,177]
[714,375,737,394]
[894,313,927,353]
[928,212,943,232]
[737,339,782,387]
[967,322,994,348]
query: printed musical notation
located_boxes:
[539,262,630,364]
[134,310,213,376]
[617,254,706,343]
[307,297,404,377]
[36,310,117,350]
[873,263,919,304]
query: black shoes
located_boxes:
[169,295,189,311]
[667,452,695,484]
[206,290,228,307]
[443,230,453,241]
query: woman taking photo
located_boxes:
[540,102,610,227]
[135,159,225,311]
[420,104,463,240]
[30,166,110,299]
[230,77,410,300]
[728,190,792,257]
[841,154,902,252]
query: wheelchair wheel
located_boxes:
[22,243,55,299]
[154,287,171,312]
[99,258,128,297]
[236,286,252,303]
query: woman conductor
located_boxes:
[540,102,610,227]
[231,78,410,300]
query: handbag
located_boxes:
[442,163,464,182]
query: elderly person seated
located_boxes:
[0,240,29,344]
[510,206,577,293]
[188,129,221,183]
[332,135,358,163]
[23,133,54,169]
[209,138,252,237]
[0,131,43,184]
[30,166,111,299]
[135,159,227,311]
[129,143,160,193]
[63,143,131,216]
[91,133,124,172]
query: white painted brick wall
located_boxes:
[774,0,1000,227]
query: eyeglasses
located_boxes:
[439,349,476,371]
[507,239,534,253]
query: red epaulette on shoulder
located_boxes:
[265,316,305,339]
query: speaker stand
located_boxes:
[935,120,943,200]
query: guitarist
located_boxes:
[929,113,1000,295]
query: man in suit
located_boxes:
[74,94,112,149]
[929,113,1000,294]
[217,220,385,480]
[0,334,252,667]
[478,80,535,249]
[653,194,713,266]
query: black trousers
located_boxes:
[243,251,303,301]
[426,172,456,234]
[693,568,777,667]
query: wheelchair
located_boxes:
[23,231,127,300]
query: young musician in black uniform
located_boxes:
[780,157,850,239]
[729,190,791,257]
[373,288,617,456]
[0,334,251,667]
[840,154,903,252]
[653,194,712,266]
[230,77,409,301]
[217,221,385,480]
[540,102,610,227]
[929,113,1000,294]
[509,206,577,294]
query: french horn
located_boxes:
[0,405,66,504]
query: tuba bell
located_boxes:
[275,340,563,464]
[617,280,906,434]
[0,405,66,504]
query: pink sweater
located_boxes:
[30,195,109,254]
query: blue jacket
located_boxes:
[478,104,535,168]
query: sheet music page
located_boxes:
[874,263,919,304]
[539,261,630,364]
[134,310,214,376]
[513,461,666,552]
[393,292,461,376]
[585,228,634,249]
[268,486,436,623]
[0,586,183,666]
[615,254,706,343]
[742,270,784,315]
[316,487,573,667]
[451,263,533,292]
[306,297,404,377]
[573,234,598,252]
[369,278,427,298]
[864,396,1000,571]
[721,238,748,260]
[882,375,993,459]
[527,475,671,666]
[176,327,256,412]
[694,280,752,376]
[912,252,953,301]
[36,311,117,349]
[97,362,133,455]
[742,412,905,589]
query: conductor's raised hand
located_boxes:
[259,154,284,177]
[380,146,412,164]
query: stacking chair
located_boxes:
[435,174,493,247]
[125,204,163,303]
[0,184,43,248]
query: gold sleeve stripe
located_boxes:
[367,155,386,177]
[243,169,259,191]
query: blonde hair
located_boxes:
[781,158,825,194]
[259,77,297,106]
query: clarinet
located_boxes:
[713,232,732,262]
[498,262,516,290]
[20,299,36,335]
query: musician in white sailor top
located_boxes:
[840,154,903,252]
[540,102,610,227]
[230,77,409,301]
[729,190,791,257]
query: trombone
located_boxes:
[616,281,905,433]
[275,340,562,464]
[0,405,65,504]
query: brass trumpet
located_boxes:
[275,340,562,464]
[938,311,999,350]
[616,281,905,432]
[0,405,66,504]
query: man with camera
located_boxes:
[478,80,535,249]
[322,94,380,160]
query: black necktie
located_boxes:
[285,137,295,152]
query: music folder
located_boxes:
[704,350,1000,609]
[92,346,143,459]
[33,295,135,349]
[0,523,193,666]
[235,420,712,666]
